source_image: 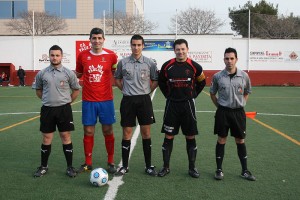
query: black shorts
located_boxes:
[120,95,155,127]
[161,99,198,136]
[214,106,246,139]
[40,103,75,133]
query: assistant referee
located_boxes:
[210,47,256,181]
[32,45,80,178]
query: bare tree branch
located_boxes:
[105,11,158,34]
[169,8,225,34]
[251,13,300,39]
[5,11,67,35]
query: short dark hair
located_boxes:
[173,39,188,49]
[89,27,105,39]
[49,45,63,54]
[224,47,237,58]
[130,34,145,45]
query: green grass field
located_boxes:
[0,86,299,200]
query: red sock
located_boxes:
[105,134,115,164]
[83,135,94,165]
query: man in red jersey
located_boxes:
[76,27,117,174]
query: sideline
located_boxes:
[251,118,300,146]
[103,89,157,200]
[0,115,40,132]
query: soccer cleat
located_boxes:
[66,167,77,177]
[158,167,170,177]
[145,166,158,176]
[188,168,200,178]
[77,163,92,173]
[241,170,256,181]
[214,169,224,180]
[34,166,48,177]
[114,166,129,176]
[106,163,117,174]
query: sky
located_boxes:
[144,0,300,34]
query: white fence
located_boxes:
[0,35,299,71]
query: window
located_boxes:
[0,0,28,19]
[94,0,109,19]
[94,0,126,19]
[114,0,126,13]
[45,0,76,19]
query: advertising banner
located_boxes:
[144,40,174,51]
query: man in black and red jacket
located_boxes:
[158,39,206,178]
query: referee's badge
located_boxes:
[60,81,64,86]
[238,86,243,94]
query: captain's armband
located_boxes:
[196,72,205,82]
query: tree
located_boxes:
[228,0,300,38]
[251,13,300,39]
[169,8,225,34]
[5,11,67,35]
[105,11,158,34]
[229,0,277,37]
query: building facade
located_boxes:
[0,0,144,35]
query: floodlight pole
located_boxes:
[103,10,106,34]
[32,10,35,71]
[247,9,251,72]
[175,9,178,39]
[112,0,115,34]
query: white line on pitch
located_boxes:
[104,89,158,200]
[0,110,299,118]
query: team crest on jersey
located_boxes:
[185,69,191,76]
[87,56,91,60]
[88,65,104,82]
[88,64,104,73]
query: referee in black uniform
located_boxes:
[210,47,256,181]
[158,39,206,178]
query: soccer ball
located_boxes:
[90,168,109,187]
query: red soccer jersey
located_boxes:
[76,48,118,101]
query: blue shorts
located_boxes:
[82,100,116,126]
